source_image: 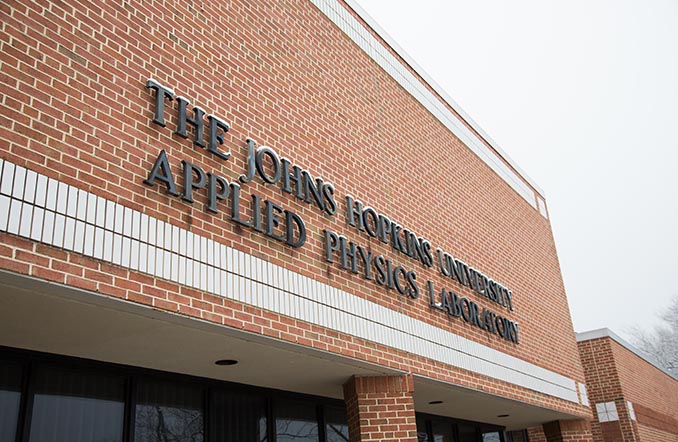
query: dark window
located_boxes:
[324,405,349,442]
[458,424,479,442]
[432,420,455,442]
[211,390,267,442]
[417,414,504,442]
[29,366,125,442]
[0,362,22,442]
[2,349,508,442]
[481,430,501,442]
[416,415,430,442]
[134,379,204,442]
[505,429,528,442]
[274,398,319,442]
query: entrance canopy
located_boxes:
[0,270,578,430]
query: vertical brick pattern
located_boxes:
[343,374,417,442]
[542,420,593,442]
[613,397,640,442]
[577,338,625,442]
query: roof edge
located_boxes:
[576,328,677,380]
[344,0,545,198]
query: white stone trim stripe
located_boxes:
[310,0,546,216]
[595,401,619,422]
[578,382,589,407]
[0,160,577,402]
[537,196,548,218]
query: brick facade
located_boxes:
[1,0,592,437]
[528,426,549,442]
[637,424,678,442]
[543,420,593,442]
[344,375,417,441]
[577,330,678,442]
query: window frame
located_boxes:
[0,346,345,442]
[416,411,506,442]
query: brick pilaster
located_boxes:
[343,374,417,442]
[527,426,548,442]
[543,419,593,442]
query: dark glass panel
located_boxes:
[416,415,430,442]
[324,405,349,442]
[134,379,204,442]
[432,420,455,442]
[29,366,125,442]
[274,398,318,442]
[211,389,267,442]
[458,424,479,442]
[0,362,22,442]
[505,430,527,442]
[482,430,501,442]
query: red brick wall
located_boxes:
[543,420,592,442]
[598,422,623,442]
[528,426,548,442]
[577,337,623,400]
[0,0,587,415]
[344,375,417,441]
[578,336,678,442]
[637,424,678,442]
[577,338,616,442]
[634,403,678,436]
[608,340,678,422]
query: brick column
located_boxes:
[542,419,593,442]
[527,426,548,442]
[613,398,640,442]
[343,374,417,442]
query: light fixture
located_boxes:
[214,359,238,366]
[428,400,444,405]
[497,414,509,418]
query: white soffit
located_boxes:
[310,0,546,215]
[0,270,400,399]
[0,160,578,403]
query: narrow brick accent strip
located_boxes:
[634,403,678,435]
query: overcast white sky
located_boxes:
[355,0,678,340]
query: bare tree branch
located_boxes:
[629,295,678,377]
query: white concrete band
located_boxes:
[0,159,578,402]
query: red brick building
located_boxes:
[577,329,678,442]
[1,0,593,441]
